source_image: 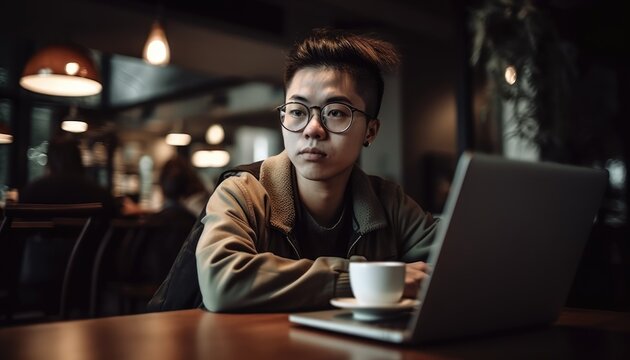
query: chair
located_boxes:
[0,202,104,325]
[90,211,195,316]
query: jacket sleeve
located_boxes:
[196,173,350,312]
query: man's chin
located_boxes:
[294,162,353,184]
[295,165,329,182]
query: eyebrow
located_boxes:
[288,95,355,105]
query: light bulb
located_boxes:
[61,120,88,133]
[504,65,517,85]
[65,62,79,75]
[205,124,225,144]
[165,133,191,146]
[192,150,230,168]
[0,123,12,144]
[143,21,170,66]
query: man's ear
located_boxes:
[365,119,380,144]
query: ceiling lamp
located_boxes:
[20,45,102,97]
[165,133,191,146]
[504,65,517,85]
[205,124,225,144]
[192,149,230,168]
[0,122,12,144]
[143,20,170,66]
[61,121,88,133]
[61,105,88,133]
[165,119,190,146]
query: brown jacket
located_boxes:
[196,151,438,312]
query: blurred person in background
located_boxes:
[138,156,211,284]
[156,155,211,219]
[20,134,140,216]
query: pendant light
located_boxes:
[61,105,88,133]
[165,119,190,146]
[0,122,12,144]
[504,65,517,85]
[196,124,229,167]
[205,124,225,145]
[192,148,230,168]
[143,5,170,66]
[20,44,102,97]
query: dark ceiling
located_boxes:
[5,0,622,142]
[0,0,459,142]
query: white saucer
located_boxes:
[330,298,420,321]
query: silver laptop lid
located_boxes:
[410,152,607,342]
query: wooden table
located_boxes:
[0,308,628,359]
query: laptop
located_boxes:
[289,152,608,343]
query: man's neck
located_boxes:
[296,170,352,227]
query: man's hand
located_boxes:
[404,261,429,299]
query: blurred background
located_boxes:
[0,0,628,319]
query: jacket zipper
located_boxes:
[346,234,362,258]
[285,234,301,258]
[270,225,301,259]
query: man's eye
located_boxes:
[289,110,305,117]
[326,109,348,118]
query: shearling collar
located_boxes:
[259,151,388,235]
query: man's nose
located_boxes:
[302,109,327,139]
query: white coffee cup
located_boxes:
[349,261,405,306]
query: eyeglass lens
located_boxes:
[280,103,353,133]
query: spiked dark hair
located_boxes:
[284,28,400,118]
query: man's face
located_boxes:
[283,67,378,183]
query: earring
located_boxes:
[363,141,370,148]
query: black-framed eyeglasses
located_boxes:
[276,101,373,134]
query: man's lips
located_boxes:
[298,147,327,159]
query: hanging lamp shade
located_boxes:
[0,122,12,144]
[20,45,102,97]
[61,105,88,133]
[143,20,171,66]
[165,119,190,146]
[165,133,191,146]
[192,149,230,168]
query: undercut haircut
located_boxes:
[284,28,401,119]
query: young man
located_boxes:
[196,28,438,312]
